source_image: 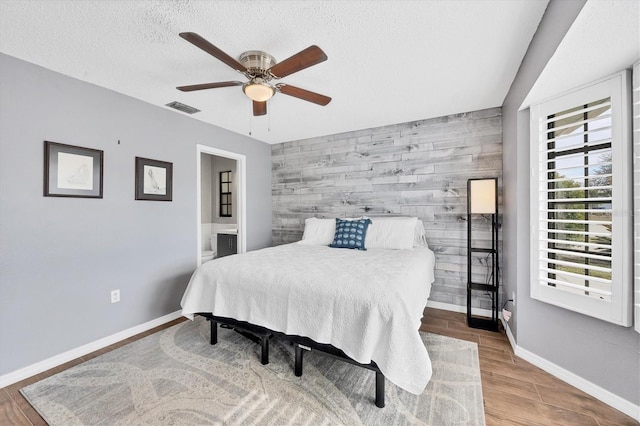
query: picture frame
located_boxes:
[44,141,104,198]
[135,157,173,201]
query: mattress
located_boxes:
[181,242,435,394]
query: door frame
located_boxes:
[196,144,247,265]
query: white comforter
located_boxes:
[180,243,435,394]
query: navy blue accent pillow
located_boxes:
[329,218,371,250]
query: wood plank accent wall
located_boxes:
[272,107,502,310]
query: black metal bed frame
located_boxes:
[197,313,385,408]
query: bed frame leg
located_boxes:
[210,320,217,345]
[294,344,304,376]
[260,336,269,365]
[375,371,385,408]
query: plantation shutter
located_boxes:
[530,71,632,326]
[541,98,613,298]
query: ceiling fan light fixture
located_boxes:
[243,79,275,102]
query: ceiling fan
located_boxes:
[176,32,331,116]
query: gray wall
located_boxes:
[635,60,640,333]
[502,0,639,405]
[0,53,272,376]
[201,153,213,223]
[272,108,502,311]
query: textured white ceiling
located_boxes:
[0,0,548,144]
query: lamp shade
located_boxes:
[469,179,496,214]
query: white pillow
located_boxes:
[365,217,418,250]
[414,219,429,248]
[299,217,336,245]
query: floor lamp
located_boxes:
[467,178,499,331]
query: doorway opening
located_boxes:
[196,145,246,265]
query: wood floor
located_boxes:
[420,308,637,426]
[0,308,637,425]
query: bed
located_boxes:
[181,217,435,407]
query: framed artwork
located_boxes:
[44,141,104,198]
[135,157,173,201]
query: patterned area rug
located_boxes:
[21,317,485,425]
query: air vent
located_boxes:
[165,101,200,114]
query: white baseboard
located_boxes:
[0,310,183,389]
[426,300,495,318]
[500,317,517,349]
[500,318,639,421]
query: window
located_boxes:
[530,71,633,326]
[219,171,232,217]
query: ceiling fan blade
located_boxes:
[269,45,327,79]
[177,81,243,92]
[253,101,267,116]
[179,32,248,73]
[277,84,331,106]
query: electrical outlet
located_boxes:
[511,291,516,306]
[111,289,120,304]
